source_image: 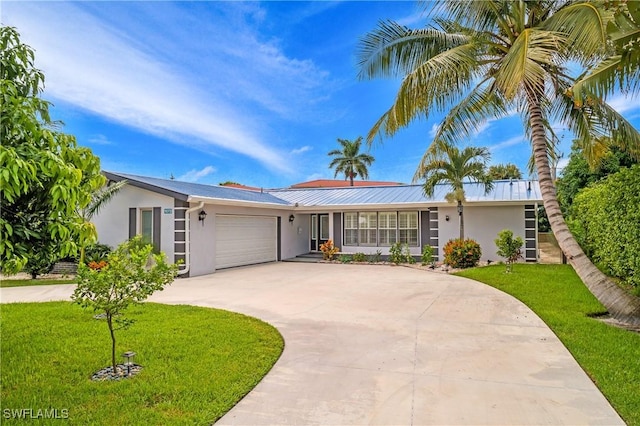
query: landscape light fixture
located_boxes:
[445,215,450,222]
[122,351,136,376]
[198,210,207,223]
[289,214,295,224]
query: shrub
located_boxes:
[368,250,382,263]
[443,238,481,268]
[319,239,339,261]
[84,243,113,264]
[571,165,640,290]
[352,252,367,262]
[495,229,523,272]
[338,254,352,263]
[402,244,415,264]
[421,245,434,266]
[389,242,404,264]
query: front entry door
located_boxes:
[310,214,330,251]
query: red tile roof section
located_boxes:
[220,183,262,191]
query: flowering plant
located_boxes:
[319,239,340,260]
[88,260,108,270]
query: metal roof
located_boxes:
[105,172,290,205]
[267,180,542,207]
[106,172,541,208]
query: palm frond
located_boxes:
[84,180,128,220]
[365,40,482,144]
[357,20,468,81]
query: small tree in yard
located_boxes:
[495,229,523,273]
[72,236,178,378]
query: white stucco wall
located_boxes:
[91,185,175,260]
[437,205,525,262]
[187,204,310,277]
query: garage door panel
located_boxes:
[215,215,277,269]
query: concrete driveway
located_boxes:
[1,262,623,425]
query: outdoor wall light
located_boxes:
[289,214,295,224]
[445,215,450,221]
[198,210,207,223]
[122,351,136,376]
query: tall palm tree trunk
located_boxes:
[527,91,640,325]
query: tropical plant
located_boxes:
[571,165,640,292]
[421,245,434,266]
[495,229,524,273]
[418,140,493,239]
[77,180,127,264]
[319,239,339,260]
[352,252,367,262]
[357,0,640,324]
[556,141,637,215]
[570,1,640,107]
[72,236,178,378]
[488,163,523,180]
[328,137,375,186]
[443,238,481,269]
[0,26,105,275]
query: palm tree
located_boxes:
[488,163,523,180]
[570,1,640,111]
[420,140,493,239]
[77,180,127,264]
[328,137,375,186]
[358,1,640,324]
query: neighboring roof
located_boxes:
[269,180,542,208]
[104,172,290,206]
[220,182,262,191]
[289,179,403,188]
[105,171,542,209]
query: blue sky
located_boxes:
[4,1,639,188]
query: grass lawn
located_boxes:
[456,264,640,426]
[0,278,76,288]
[1,302,284,425]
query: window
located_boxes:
[398,212,419,246]
[378,212,397,246]
[358,212,377,245]
[344,213,358,245]
[140,208,153,244]
[343,211,420,247]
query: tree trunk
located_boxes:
[458,200,464,240]
[349,171,354,186]
[527,91,640,325]
[107,313,118,375]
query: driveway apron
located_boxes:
[1,262,623,425]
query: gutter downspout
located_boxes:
[177,201,205,276]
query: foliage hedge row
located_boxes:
[571,165,640,290]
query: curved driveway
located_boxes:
[1,262,623,425]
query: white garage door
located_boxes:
[215,215,278,269]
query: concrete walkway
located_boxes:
[0,263,623,425]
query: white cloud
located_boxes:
[291,145,312,155]
[489,135,526,152]
[87,134,112,145]
[428,123,441,138]
[3,2,336,174]
[606,94,639,115]
[178,166,217,183]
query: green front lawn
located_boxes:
[456,264,640,425]
[1,302,284,425]
[0,278,76,288]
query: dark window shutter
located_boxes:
[153,207,161,252]
[129,208,136,239]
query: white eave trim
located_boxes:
[187,196,292,210]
